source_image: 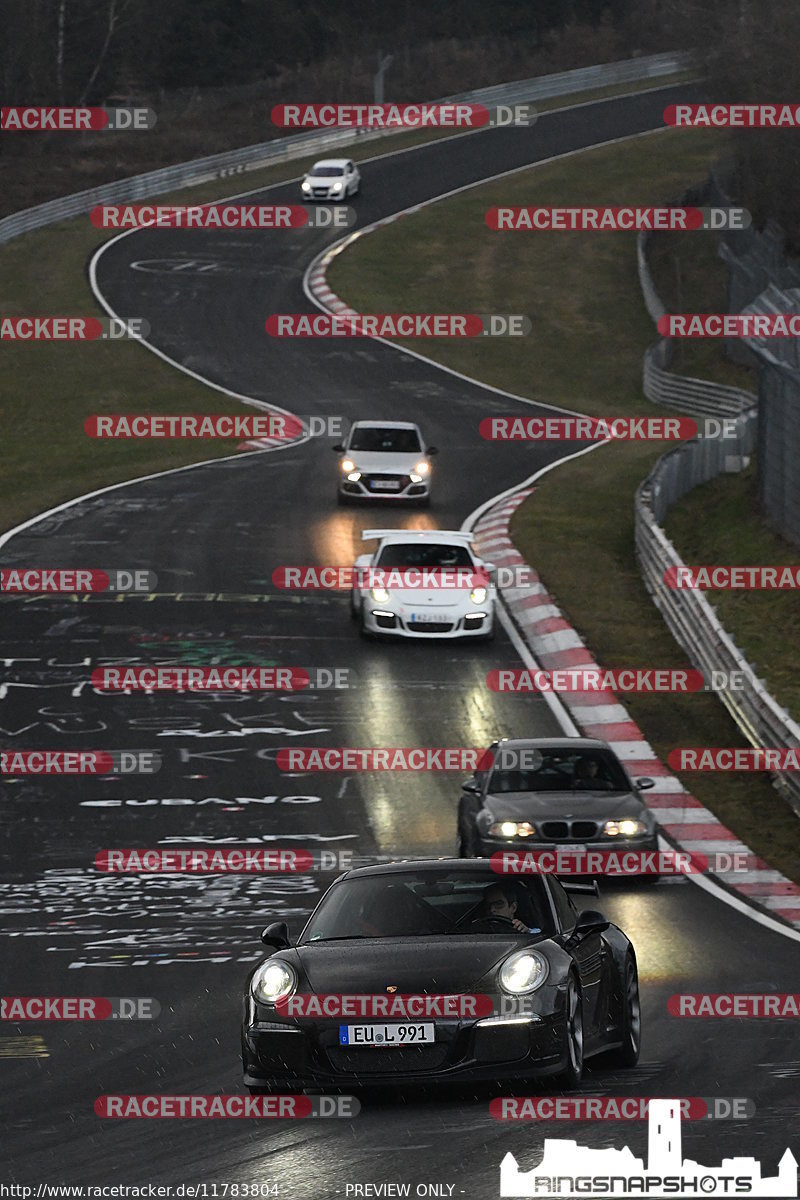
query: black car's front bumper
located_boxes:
[242,1012,566,1088]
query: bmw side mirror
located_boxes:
[570,909,609,941]
[462,777,481,795]
[426,446,439,455]
[332,443,345,452]
[636,777,655,790]
[261,921,290,949]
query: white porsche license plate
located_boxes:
[370,479,401,490]
[339,1023,435,1046]
[409,612,444,623]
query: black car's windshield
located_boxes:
[376,543,474,569]
[488,748,629,793]
[298,871,555,942]
[310,165,344,177]
[349,427,422,453]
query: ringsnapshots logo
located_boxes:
[1,106,156,131]
[499,1099,797,1197]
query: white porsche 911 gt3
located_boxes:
[351,529,496,640]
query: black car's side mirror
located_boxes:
[635,777,655,790]
[261,921,290,949]
[461,777,481,795]
[426,445,439,455]
[569,909,610,941]
[332,443,345,452]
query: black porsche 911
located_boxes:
[241,859,640,1091]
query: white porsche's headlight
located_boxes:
[371,587,390,603]
[470,586,487,604]
[499,950,549,994]
[251,959,296,1005]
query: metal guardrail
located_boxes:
[0,51,690,245]
[634,197,800,814]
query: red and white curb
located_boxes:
[306,209,422,315]
[473,488,800,929]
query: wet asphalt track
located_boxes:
[1,82,799,1195]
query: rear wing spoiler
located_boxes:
[361,529,476,542]
[562,881,600,897]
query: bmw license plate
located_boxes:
[370,479,400,490]
[339,1023,434,1046]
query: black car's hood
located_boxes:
[289,935,523,994]
[484,789,644,822]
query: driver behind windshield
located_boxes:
[480,884,542,934]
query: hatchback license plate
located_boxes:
[339,1023,434,1046]
[370,479,401,490]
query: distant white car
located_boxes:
[334,420,438,507]
[351,529,496,641]
[301,158,360,200]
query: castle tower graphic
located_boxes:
[499,1098,798,1198]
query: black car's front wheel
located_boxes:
[554,974,584,1088]
[606,953,641,1067]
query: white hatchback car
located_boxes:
[301,158,360,200]
[334,420,438,506]
[351,529,496,640]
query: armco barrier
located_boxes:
[0,52,689,245]
[635,201,800,814]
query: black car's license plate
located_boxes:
[339,1023,434,1046]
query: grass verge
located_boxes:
[328,125,800,883]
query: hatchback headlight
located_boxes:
[413,460,430,476]
[301,180,311,192]
[603,818,647,837]
[499,950,549,994]
[488,820,536,838]
[251,960,296,1005]
[341,458,356,472]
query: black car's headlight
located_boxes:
[499,950,549,995]
[488,820,536,838]
[603,818,649,837]
[251,960,297,1005]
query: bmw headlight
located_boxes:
[470,586,487,604]
[488,820,536,838]
[499,950,549,994]
[371,587,390,603]
[603,818,647,837]
[251,959,296,1005]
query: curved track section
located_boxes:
[2,84,798,1194]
